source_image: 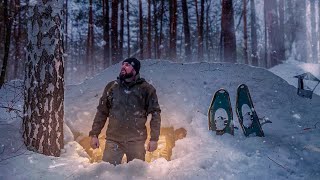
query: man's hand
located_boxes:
[147,141,158,152]
[90,136,100,149]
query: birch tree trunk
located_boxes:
[23,0,65,157]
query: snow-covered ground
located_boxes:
[270,59,320,96]
[1,60,320,180]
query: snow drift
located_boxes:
[1,60,320,180]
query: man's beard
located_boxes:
[119,71,134,80]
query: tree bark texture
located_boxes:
[197,0,204,60]
[0,0,12,88]
[153,0,158,59]
[139,0,143,59]
[265,0,279,67]
[126,0,130,57]
[103,0,110,67]
[310,0,318,63]
[221,0,237,63]
[169,0,177,60]
[278,0,285,62]
[111,0,119,64]
[250,0,258,66]
[119,0,124,60]
[147,0,152,59]
[243,0,248,64]
[294,0,307,62]
[23,0,65,157]
[181,0,191,60]
[86,0,94,74]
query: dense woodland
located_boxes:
[0,0,320,156]
[0,0,319,85]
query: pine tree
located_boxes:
[278,0,285,62]
[181,0,191,60]
[111,0,119,64]
[221,0,237,63]
[103,0,110,67]
[198,0,204,60]
[250,0,258,66]
[126,0,130,57]
[139,0,143,59]
[265,0,280,67]
[169,0,177,60]
[147,0,152,59]
[86,0,94,75]
[310,0,318,63]
[0,0,12,88]
[294,0,307,62]
[119,0,124,60]
[243,0,248,64]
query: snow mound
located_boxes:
[1,60,319,179]
[65,60,320,137]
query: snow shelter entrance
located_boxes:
[78,127,187,163]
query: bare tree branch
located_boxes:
[267,156,293,173]
[0,150,30,163]
[315,122,320,129]
[0,145,5,155]
[0,105,22,113]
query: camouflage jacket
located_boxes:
[89,77,161,142]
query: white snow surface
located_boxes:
[1,60,320,180]
[270,59,320,96]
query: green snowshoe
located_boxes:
[208,89,234,135]
[236,84,264,137]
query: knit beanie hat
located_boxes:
[122,58,141,74]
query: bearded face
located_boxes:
[119,62,136,80]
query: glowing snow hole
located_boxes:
[76,127,187,163]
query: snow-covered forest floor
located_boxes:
[1,59,320,180]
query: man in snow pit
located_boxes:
[89,57,161,165]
